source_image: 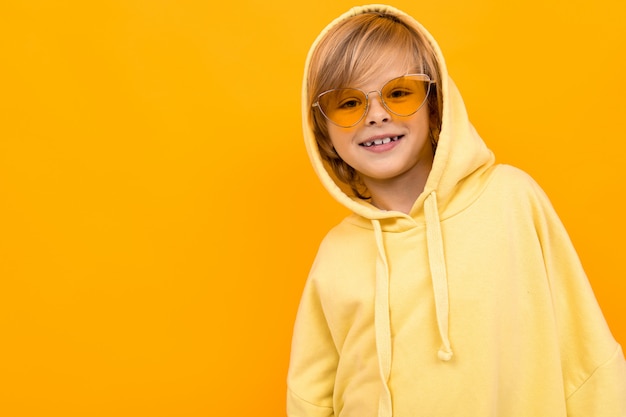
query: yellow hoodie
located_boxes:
[287,4,626,417]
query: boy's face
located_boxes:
[326,54,434,192]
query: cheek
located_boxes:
[408,108,431,133]
[327,130,357,165]
[327,125,350,149]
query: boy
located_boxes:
[288,4,626,417]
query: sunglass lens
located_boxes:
[382,77,428,116]
[318,88,367,127]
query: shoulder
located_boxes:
[308,215,376,278]
[486,164,561,224]
[489,164,549,201]
[317,215,374,253]
[492,164,540,189]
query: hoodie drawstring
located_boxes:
[373,219,393,417]
[372,196,453,416]
[424,191,454,361]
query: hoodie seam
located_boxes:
[288,387,334,410]
[341,164,501,232]
[564,343,622,402]
[435,164,500,222]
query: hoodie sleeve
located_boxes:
[287,272,338,417]
[530,180,626,416]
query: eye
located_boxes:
[338,98,362,109]
[387,88,414,99]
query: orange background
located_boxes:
[1,1,624,415]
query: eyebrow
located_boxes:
[348,73,413,90]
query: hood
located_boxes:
[301,5,495,415]
[302,4,495,226]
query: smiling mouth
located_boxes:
[360,135,403,148]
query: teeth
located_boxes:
[362,136,398,147]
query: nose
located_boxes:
[365,92,391,125]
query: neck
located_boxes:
[364,158,433,215]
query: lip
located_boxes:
[358,133,403,145]
[358,134,404,152]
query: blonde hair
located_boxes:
[307,11,443,199]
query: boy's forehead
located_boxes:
[349,52,417,88]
